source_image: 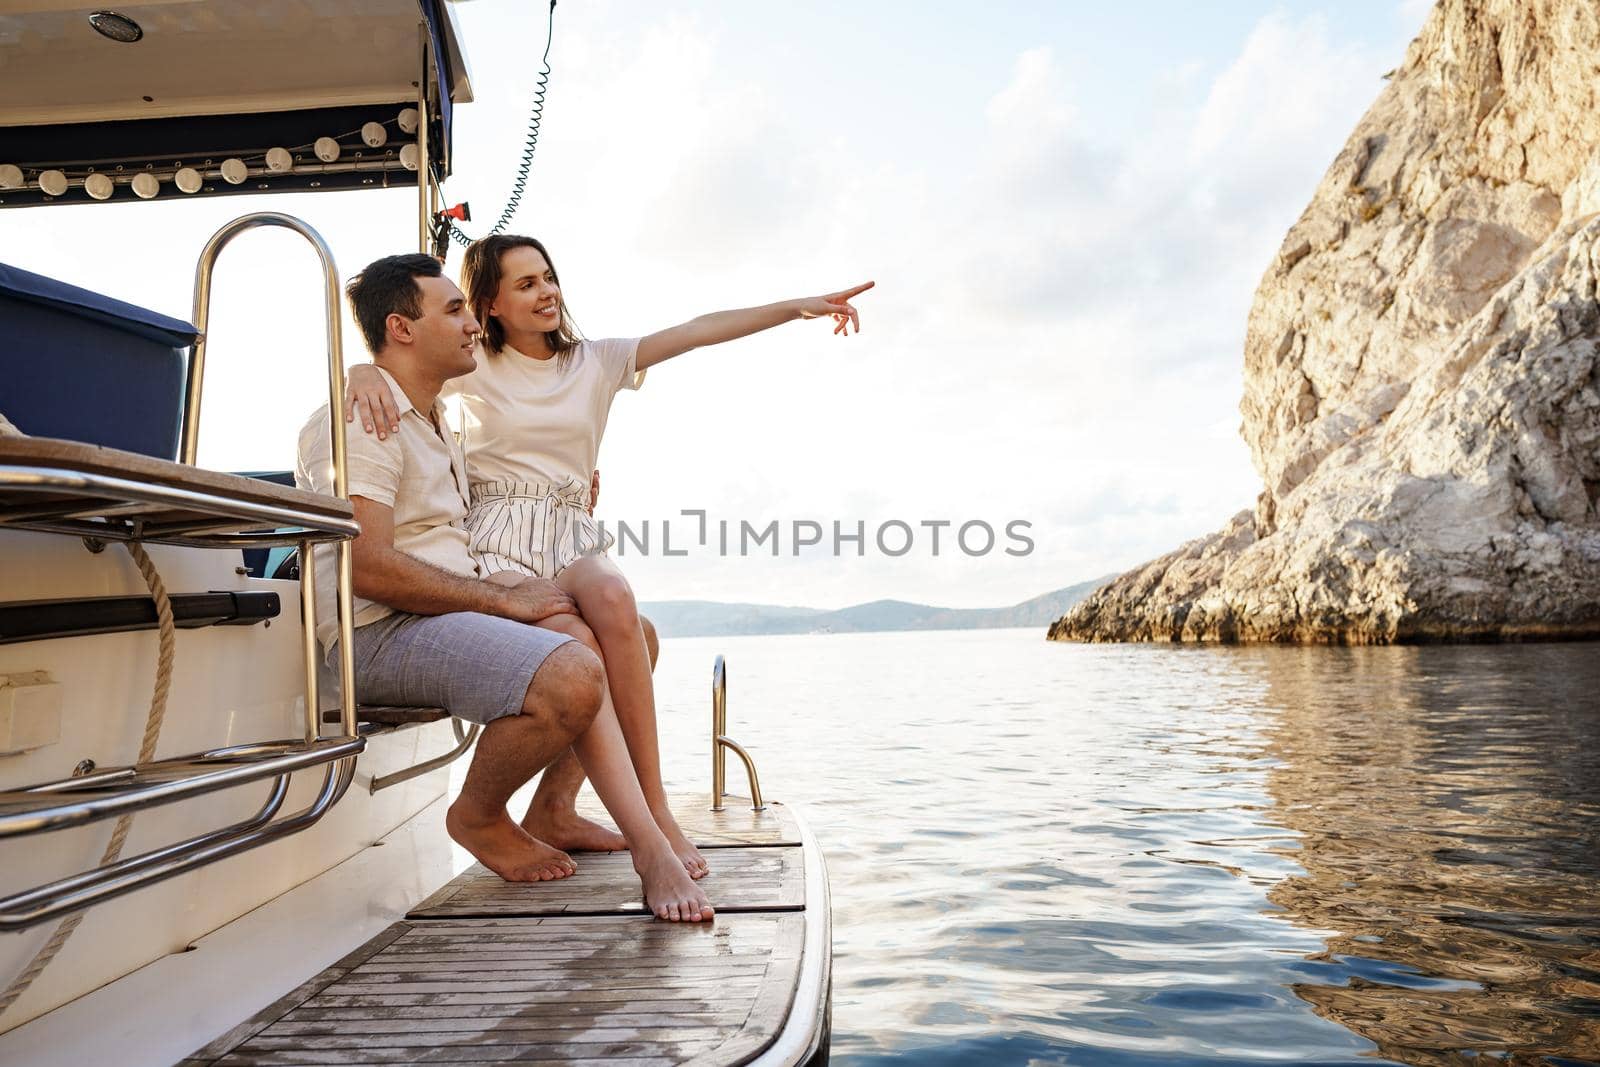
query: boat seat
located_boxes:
[0,261,197,460]
[0,438,350,521]
[0,437,355,551]
[324,705,451,728]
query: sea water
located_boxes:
[650,629,1600,1065]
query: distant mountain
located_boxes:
[639,576,1114,637]
[630,600,826,637]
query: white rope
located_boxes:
[0,411,22,436]
[0,541,177,1019]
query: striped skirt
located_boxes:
[464,478,614,579]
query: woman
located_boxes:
[347,234,872,880]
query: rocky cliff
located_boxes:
[1052,0,1600,644]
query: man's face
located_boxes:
[402,274,480,377]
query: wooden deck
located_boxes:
[183,796,829,1066]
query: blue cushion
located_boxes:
[0,261,198,460]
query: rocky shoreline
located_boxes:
[1052,0,1600,644]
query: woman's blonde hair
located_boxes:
[461,234,583,362]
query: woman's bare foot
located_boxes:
[447,800,576,881]
[522,800,628,853]
[652,806,710,879]
[635,846,714,922]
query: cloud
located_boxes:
[577,7,1406,604]
[1188,13,1386,225]
[0,3,1412,608]
[955,16,1390,334]
[985,48,1074,134]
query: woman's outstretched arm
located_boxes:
[635,280,874,371]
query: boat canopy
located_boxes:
[0,0,473,208]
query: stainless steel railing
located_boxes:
[710,655,765,812]
[184,212,358,741]
[370,718,479,794]
[0,755,360,929]
[0,214,368,930]
[0,465,360,546]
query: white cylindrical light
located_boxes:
[220,158,248,184]
[38,170,68,196]
[397,107,419,134]
[265,147,293,172]
[314,137,340,163]
[131,172,159,199]
[361,122,387,148]
[175,167,202,193]
[0,164,23,190]
[85,173,114,200]
[399,144,420,171]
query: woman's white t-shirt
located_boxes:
[445,337,643,489]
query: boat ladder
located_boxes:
[0,213,376,930]
[711,654,766,811]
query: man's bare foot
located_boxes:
[522,802,628,853]
[635,846,714,922]
[447,800,576,882]
[652,806,710,879]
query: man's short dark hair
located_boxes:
[345,253,443,355]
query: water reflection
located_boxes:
[1248,644,1600,1065]
[646,631,1600,1064]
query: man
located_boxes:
[296,253,709,922]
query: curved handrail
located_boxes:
[369,718,480,794]
[183,212,357,742]
[0,736,365,837]
[0,774,291,926]
[183,212,346,487]
[710,655,765,812]
[714,735,765,811]
[712,656,727,804]
[0,756,358,930]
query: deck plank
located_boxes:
[407,847,802,919]
[187,793,817,1067]
[190,914,804,1067]
[265,1013,748,1036]
[205,1044,722,1064]
[574,794,799,849]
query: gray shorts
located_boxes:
[342,611,576,725]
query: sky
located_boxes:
[1,0,1435,609]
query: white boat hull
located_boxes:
[0,529,452,1033]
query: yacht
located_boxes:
[0,4,831,1063]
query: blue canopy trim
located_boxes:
[0,261,197,346]
[425,0,455,173]
[0,103,442,209]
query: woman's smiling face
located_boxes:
[489,244,562,336]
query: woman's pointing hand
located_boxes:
[797,280,875,336]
